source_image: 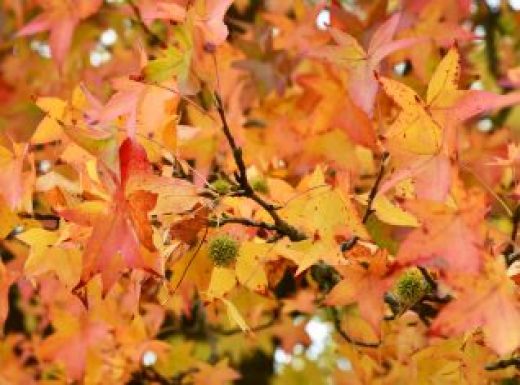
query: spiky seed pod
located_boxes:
[211,178,231,195]
[394,268,429,306]
[208,234,239,267]
[251,178,269,194]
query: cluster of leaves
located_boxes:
[2,0,520,384]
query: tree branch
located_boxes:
[479,2,513,127]
[362,151,389,224]
[17,212,60,231]
[341,152,389,252]
[213,94,306,242]
[130,366,198,385]
[208,216,280,232]
[485,357,520,371]
[503,205,520,266]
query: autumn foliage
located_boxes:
[3,0,520,384]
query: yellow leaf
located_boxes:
[357,193,419,227]
[426,46,462,108]
[235,242,269,292]
[281,167,368,241]
[36,171,82,194]
[17,227,59,247]
[206,266,236,300]
[33,97,66,144]
[169,246,213,293]
[71,85,88,109]
[18,228,82,288]
[378,46,468,156]
[220,298,250,333]
[162,117,178,152]
[278,239,344,276]
[0,197,19,239]
[155,339,197,378]
[378,76,442,155]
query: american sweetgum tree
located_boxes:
[2,0,520,384]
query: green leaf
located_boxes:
[144,26,193,83]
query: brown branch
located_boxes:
[511,205,520,243]
[383,293,400,320]
[208,216,280,232]
[18,212,60,222]
[213,93,306,242]
[485,357,520,371]
[417,266,437,291]
[341,152,389,252]
[131,366,198,385]
[478,2,513,127]
[504,205,520,266]
[362,151,389,224]
[481,1,500,79]
[17,212,60,231]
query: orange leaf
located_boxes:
[192,359,241,385]
[325,250,393,334]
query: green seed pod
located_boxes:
[394,268,429,306]
[211,178,231,195]
[208,234,239,267]
[251,178,269,194]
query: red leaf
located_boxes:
[119,137,154,187]
[67,139,161,293]
[397,196,487,274]
[431,260,520,355]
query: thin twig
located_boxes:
[478,2,513,127]
[341,152,389,252]
[330,307,380,348]
[18,212,60,222]
[149,82,218,122]
[383,293,401,319]
[130,366,198,385]
[213,93,306,242]
[417,266,437,291]
[208,216,280,232]
[510,205,520,243]
[485,356,520,371]
[362,152,389,224]
[169,227,208,295]
[17,212,60,231]
[502,205,520,266]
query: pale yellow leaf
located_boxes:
[220,298,250,333]
[357,193,419,227]
[206,267,236,300]
[236,242,269,292]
